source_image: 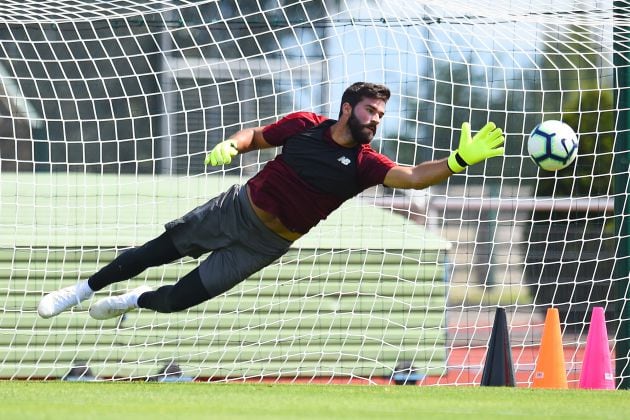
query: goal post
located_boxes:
[0,0,628,386]
[613,1,630,386]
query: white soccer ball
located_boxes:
[527,120,578,171]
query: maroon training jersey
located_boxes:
[247,112,396,234]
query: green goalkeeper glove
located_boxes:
[204,140,238,166]
[447,122,505,173]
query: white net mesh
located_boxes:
[0,0,628,386]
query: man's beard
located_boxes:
[348,110,376,145]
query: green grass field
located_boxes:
[1,382,629,419]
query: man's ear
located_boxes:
[340,102,352,119]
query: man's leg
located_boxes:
[89,267,210,319]
[87,184,292,319]
[137,268,210,313]
[88,231,182,291]
[37,231,182,318]
[89,242,286,319]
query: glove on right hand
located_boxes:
[204,140,238,166]
[447,122,505,173]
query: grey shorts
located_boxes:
[164,184,292,296]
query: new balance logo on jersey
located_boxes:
[337,156,351,166]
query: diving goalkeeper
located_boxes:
[38,82,505,320]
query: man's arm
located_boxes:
[206,112,329,166]
[229,127,274,153]
[205,126,274,166]
[383,121,505,190]
[383,159,453,190]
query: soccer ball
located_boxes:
[527,120,578,171]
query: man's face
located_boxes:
[347,97,386,145]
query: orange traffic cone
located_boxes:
[532,307,568,389]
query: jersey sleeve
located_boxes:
[357,146,397,189]
[262,112,330,146]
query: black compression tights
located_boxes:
[87,232,211,313]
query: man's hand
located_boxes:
[204,140,239,166]
[447,122,505,173]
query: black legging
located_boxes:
[87,232,211,313]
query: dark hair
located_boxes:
[338,82,390,118]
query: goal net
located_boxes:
[0,0,628,386]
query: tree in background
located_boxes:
[525,24,616,325]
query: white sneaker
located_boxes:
[89,286,152,320]
[38,282,93,319]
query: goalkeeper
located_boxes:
[38,82,504,320]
